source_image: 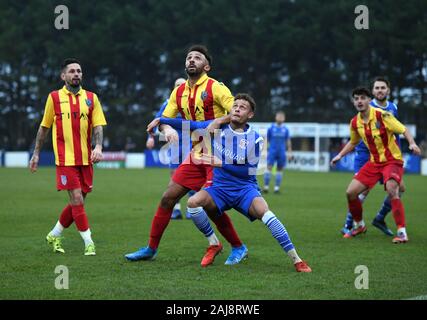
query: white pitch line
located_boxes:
[405,295,427,300]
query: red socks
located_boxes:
[210,212,242,248]
[348,198,363,222]
[59,204,73,228]
[391,198,406,228]
[71,204,89,232]
[149,206,173,249]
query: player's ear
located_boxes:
[248,111,254,119]
[60,71,66,81]
[204,64,211,73]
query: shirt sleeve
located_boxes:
[92,93,107,127]
[349,119,361,144]
[40,94,55,128]
[162,87,179,118]
[382,112,406,134]
[155,100,169,118]
[160,118,212,130]
[213,81,234,113]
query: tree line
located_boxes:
[0,0,426,151]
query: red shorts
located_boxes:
[56,165,94,193]
[354,161,403,190]
[172,154,213,191]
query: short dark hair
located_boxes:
[352,86,373,99]
[235,93,256,112]
[187,44,212,66]
[61,58,81,71]
[276,110,285,116]
[371,76,391,89]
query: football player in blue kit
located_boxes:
[340,77,405,237]
[156,93,311,272]
[263,111,292,194]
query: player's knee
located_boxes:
[187,196,200,209]
[386,181,399,199]
[70,192,84,205]
[346,189,357,200]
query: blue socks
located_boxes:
[187,207,214,237]
[264,170,271,188]
[262,211,295,252]
[275,172,283,189]
[375,193,403,222]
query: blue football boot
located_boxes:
[125,246,158,261]
[224,244,248,265]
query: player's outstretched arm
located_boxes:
[29,126,50,173]
[403,129,421,155]
[330,141,357,166]
[159,117,212,131]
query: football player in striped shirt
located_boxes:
[331,87,421,243]
[125,45,246,267]
[340,77,404,237]
[30,58,107,255]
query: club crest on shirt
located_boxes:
[239,139,249,149]
[61,175,67,186]
[85,99,92,107]
[201,91,208,101]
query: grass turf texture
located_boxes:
[1,168,426,300]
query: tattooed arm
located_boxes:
[29,126,50,173]
[91,125,104,163]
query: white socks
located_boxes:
[79,229,94,246]
[50,221,64,237]
[287,249,302,264]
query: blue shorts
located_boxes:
[204,185,262,222]
[354,151,370,173]
[267,149,286,169]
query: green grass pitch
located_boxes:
[1,167,426,299]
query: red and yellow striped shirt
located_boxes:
[162,73,234,120]
[350,107,406,164]
[40,86,107,166]
[162,74,234,158]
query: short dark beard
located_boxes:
[66,81,81,94]
[185,67,202,77]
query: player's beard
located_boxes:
[185,65,203,77]
[68,78,81,88]
[375,95,387,102]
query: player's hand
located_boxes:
[147,118,160,135]
[330,154,342,167]
[409,143,421,156]
[146,136,155,149]
[163,127,179,143]
[29,154,39,173]
[91,145,103,163]
[287,153,293,162]
[200,153,222,167]
[206,118,222,135]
